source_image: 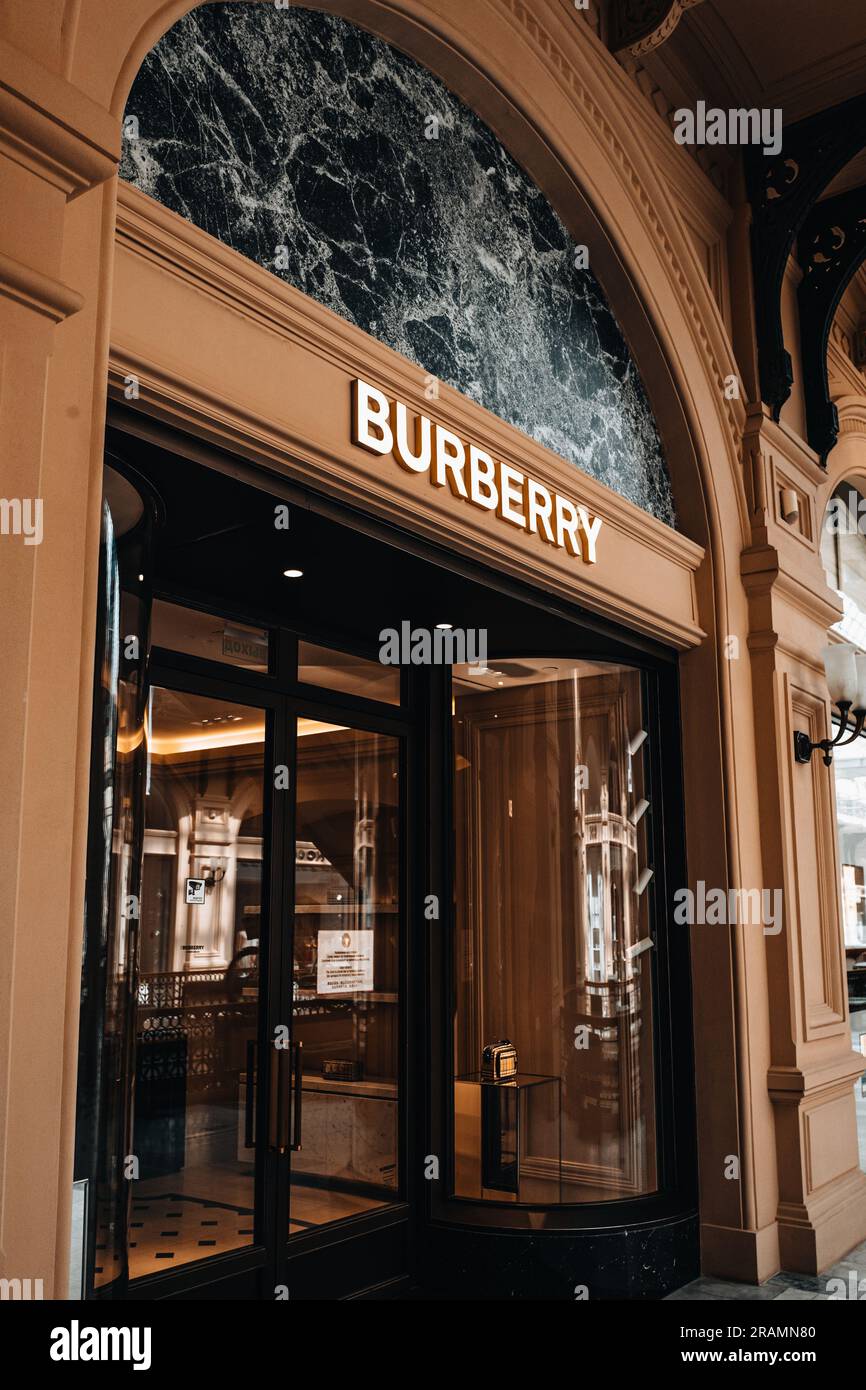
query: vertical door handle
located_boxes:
[291,1041,303,1151]
[244,1039,256,1149]
[268,1044,291,1154]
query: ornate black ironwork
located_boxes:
[793,701,866,767]
[797,188,866,462]
[745,93,866,435]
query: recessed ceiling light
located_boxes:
[283,568,304,578]
[436,622,453,630]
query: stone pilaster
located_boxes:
[0,35,118,1296]
[741,403,866,1274]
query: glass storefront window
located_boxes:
[298,640,400,706]
[131,686,267,1279]
[832,731,866,1172]
[822,486,866,1172]
[290,720,400,1229]
[835,738,866,949]
[451,658,657,1203]
[76,470,154,1295]
[152,598,269,672]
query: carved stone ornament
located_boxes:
[608,0,705,59]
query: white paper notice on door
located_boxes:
[316,930,374,995]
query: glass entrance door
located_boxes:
[130,683,275,1283]
[125,674,404,1293]
[287,716,401,1237]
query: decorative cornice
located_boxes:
[0,250,83,322]
[740,545,840,634]
[742,404,823,484]
[0,37,118,196]
[768,1052,866,1099]
[502,0,746,517]
[833,395,866,440]
[109,348,706,652]
[112,183,706,651]
[827,324,865,399]
[608,0,705,61]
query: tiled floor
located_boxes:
[666,1236,866,1301]
[120,1165,388,1280]
[126,1190,254,1280]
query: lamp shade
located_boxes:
[855,653,866,712]
[823,642,859,705]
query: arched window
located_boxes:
[120,1,675,525]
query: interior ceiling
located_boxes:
[108,426,638,664]
[671,0,866,123]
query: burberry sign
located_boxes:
[351,379,602,563]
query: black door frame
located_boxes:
[127,640,417,1301]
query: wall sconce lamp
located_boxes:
[794,642,866,766]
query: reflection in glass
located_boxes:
[152,598,269,671]
[823,485,866,1172]
[452,659,657,1203]
[832,732,866,1171]
[835,738,866,949]
[290,720,399,1232]
[130,688,266,1279]
[297,640,400,705]
[76,471,153,1294]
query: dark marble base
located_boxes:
[418,1211,699,1300]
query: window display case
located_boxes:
[454,1073,561,1202]
[451,658,657,1207]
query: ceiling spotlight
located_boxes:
[283,568,304,579]
[435,622,453,630]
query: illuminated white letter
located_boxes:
[392,401,431,473]
[554,495,582,557]
[433,426,468,498]
[525,478,555,544]
[352,379,392,456]
[577,506,602,564]
[468,446,498,511]
[498,463,526,528]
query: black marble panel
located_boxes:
[419,1212,700,1300]
[121,3,676,526]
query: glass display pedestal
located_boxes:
[454,1073,561,1203]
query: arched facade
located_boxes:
[1,0,864,1298]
